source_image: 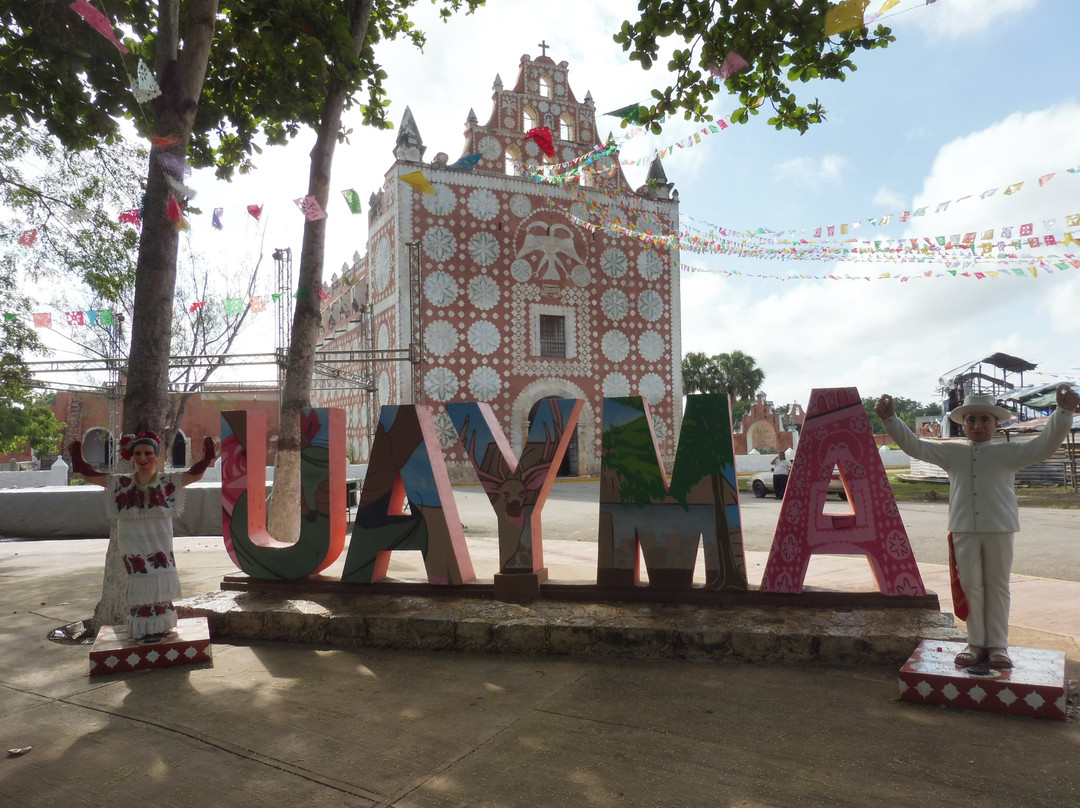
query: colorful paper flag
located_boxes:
[33,313,52,328]
[98,310,114,326]
[341,189,362,214]
[65,311,85,326]
[448,153,482,171]
[605,104,642,124]
[212,208,224,230]
[189,301,206,313]
[119,209,141,226]
[709,51,749,80]
[825,0,869,36]
[157,152,190,177]
[164,173,197,201]
[18,229,37,247]
[294,195,327,221]
[150,135,182,149]
[3,313,16,323]
[131,59,161,103]
[250,296,266,314]
[225,298,244,314]
[167,194,183,223]
[247,204,263,221]
[524,127,555,157]
[399,171,436,195]
[69,0,130,53]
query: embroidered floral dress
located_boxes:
[106,473,186,637]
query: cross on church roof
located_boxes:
[538,40,549,57]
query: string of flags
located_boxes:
[4,4,371,249]
[7,282,340,331]
[10,0,1063,288]
[526,142,1080,274]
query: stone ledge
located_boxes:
[177,590,965,665]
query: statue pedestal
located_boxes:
[493,568,549,601]
[89,617,213,676]
[899,640,1066,720]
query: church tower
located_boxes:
[314,49,682,476]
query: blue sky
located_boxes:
[61,0,1079,409]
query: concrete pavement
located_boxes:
[3,482,1080,807]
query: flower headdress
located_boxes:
[119,431,162,460]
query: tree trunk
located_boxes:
[267,0,375,541]
[91,0,220,632]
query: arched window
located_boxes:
[558,114,574,142]
[505,145,522,176]
[538,75,553,98]
[523,106,539,133]
[171,430,187,468]
[82,427,113,469]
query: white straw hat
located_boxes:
[948,393,1012,424]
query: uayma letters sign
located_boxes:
[220,389,922,598]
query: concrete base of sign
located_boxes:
[89,617,213,676]
[493,568,549,601]
[899,640,1067,720]
[596,567,696,589]
[179,589,963,665]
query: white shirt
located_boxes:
[771,457,791,475]
[883,407,1072,533]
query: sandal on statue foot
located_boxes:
[987,648,1013,669]
[954,645,985,667]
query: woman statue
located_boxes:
[70,431,215,642]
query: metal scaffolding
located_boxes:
[273,247,293,384]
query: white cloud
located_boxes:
[679,100,1080,407]
[772,155,846,186]
[873,186,907,209]
[893,0,1039,40]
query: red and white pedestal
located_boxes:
[899,640,1067,720]
[89,617,213,676]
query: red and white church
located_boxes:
[312,50,682,477]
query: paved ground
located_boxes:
[3,481,1080,807]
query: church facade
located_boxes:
[313,51,682,477]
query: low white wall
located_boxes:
[735,448,910,477]
[0,458,69,489]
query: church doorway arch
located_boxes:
[745,420,778,454]
[81,427,112,469]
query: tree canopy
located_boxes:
[614,0,896,132]
[682,350,765,403]
[863,395,941,434]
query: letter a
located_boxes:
[341,405,474,584]
[759,387,924,596]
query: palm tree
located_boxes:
[681,351,724,395]
[715,350,766,415]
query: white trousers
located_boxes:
[952,531,1013,648]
